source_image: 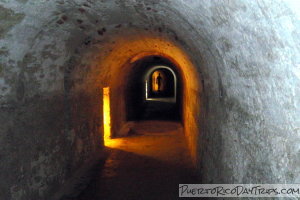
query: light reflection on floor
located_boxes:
[75,121,198,200]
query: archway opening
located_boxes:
[95,35,202,166]
[125,56,182,121]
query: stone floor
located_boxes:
[66,121,198,200]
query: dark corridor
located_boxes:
[125,56,182,121]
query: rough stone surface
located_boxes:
[0,0,299,199]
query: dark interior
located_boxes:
[125,56,182,121]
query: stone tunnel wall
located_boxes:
[0,0,299,199]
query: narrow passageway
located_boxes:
[1,1,299,200]
[69,121,197,200]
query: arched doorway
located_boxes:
[145,66,177,102]
[125,56,182,121]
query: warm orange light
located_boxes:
[103,87,111,146]
[152,70,165,92]
[95,34,201,162]
[103,87,123,148]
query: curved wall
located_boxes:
[0,0,299,199]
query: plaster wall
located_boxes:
[0,0,299,199]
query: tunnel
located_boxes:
[0,0,299,200]
[125,56,181,121]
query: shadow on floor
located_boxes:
[63,148,197,200]
[129,120,183,134]
[61,121,199,200]
[141,101,180,121]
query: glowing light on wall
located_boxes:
[103,87,111,146]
